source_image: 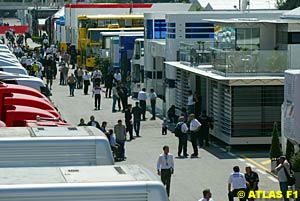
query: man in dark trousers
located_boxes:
[245,166,259,201]
[198,110,213,147]
[132,102,142,137]
[120,83,128,112]
[125,104,134,140]
[138,88,147,120]
[105,70,114,98]
[149,88,157,120]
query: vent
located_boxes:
[68,169,79,172]
[68,127,78,131]
[37,128,45,131]
[114,166,126,174]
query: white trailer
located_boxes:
[0,126,114,167]
[0,165,168,201]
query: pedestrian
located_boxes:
[77,118,87,126]
[175,116,189,157]
[35,68,43,80]
[187,90,196,114]
[167,105,176,123]
[120,83,128,111]
[156,145,174,197]
[126,71,131,96]
[105,70,114,98]
[275,156,291,201]
[92,67,102,87]
[83,71,91,95]
[149,88,157,120]
[62,64,69,85]
[198,110,213,148]
[92,84,102,110]
[198,189,214,201]
[228,166,247,201]
[100,121,108,134]
[45,66,53,90]
[114,119,126,160]
[112,83,120,112]
[138,88,147,120]
[132,102,142,137]
[87,115,100,129]
[113,69,122,83]
[189,114,201,157]
[77,67,83,89]
[58,61,65,85]
[245,166,259,201]
[67,73,77,97]
[162,118,168,135]
[117,83,127,112]
[181,107,188,122]
[125,104,134,141]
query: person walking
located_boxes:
[77,67,83,89]
[156,145,174,197]
[132,102,142,137]
[167,105,176,124]
[198,110,213,147]
[275,156,291,201]
[92,84,102,110]
[228,166,247,201]
[87,115,100,129]
[175,116,189,157]
[198,189,214,201]
[162,118,168,135]
[245,166,259,201]
[138,88,147,120]
[112,83,120,113]
[83,71,91,95]
[125,104,134,141]
[114,119,126,160]
[149,88,157,120]
[67,73,77,97]
[105,70,114,98]
[45,66,53,90]
[92,67,102,87]
[189,114,201,157]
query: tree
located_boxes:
[291,149,300,172]
[95,55,110,82]
[277,0,300,10]
[269,122,283,159]
[286,139,295,162]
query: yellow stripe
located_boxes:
[261,159,271,165]
[240,155,271,172]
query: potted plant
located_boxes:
[269,122,282,172]
[291,149,300,192]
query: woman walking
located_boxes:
[67,73,77,96]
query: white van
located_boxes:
[0,165,168,201]
[0,126,114,167]
[0,66,28,75]
[1,77,51,97]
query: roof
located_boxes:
[281,7,300,19]
[0,165,158,185]
[195,0,277,10]
[0,126,104,138]
[53,6,64,19]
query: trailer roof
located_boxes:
[0,126,106,138]
[0,165,158,185]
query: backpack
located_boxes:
[174,122,184,137]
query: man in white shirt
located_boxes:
[199,189,214,201]
[114,69,122,83]
[149,88,157,120]
[157,145,174,197]
[187,90,195,114]
[228,166,247,201]
[189,114,201,157]
[138,88,147,120]
[92,68,102,86]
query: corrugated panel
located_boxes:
[0,141,98,167]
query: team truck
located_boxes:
[0,126,114,167]
[0,165,168,201]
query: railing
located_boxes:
[179,42,288,76]
[211,49,288,76]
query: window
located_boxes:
[185,28,214,33]
[168,23,176,28]
[185,34,214,39]
[167,34,176,39]
[146,20,153,39]
[185,23,213,27]
[236,28,260,50]
[288,32,300,44]
[167,28,176,33]
[154,19,166,39]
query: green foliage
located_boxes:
[269,122,283,159]
[286,139,295,162]
[291,149,300,172]
[277,0,300,9]
[31,36,43,44]
[94,55,110,81]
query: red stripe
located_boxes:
[65,3,152,9]
[0,26,29,34]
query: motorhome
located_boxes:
[0,126,114,167]
[0,165,168,201]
